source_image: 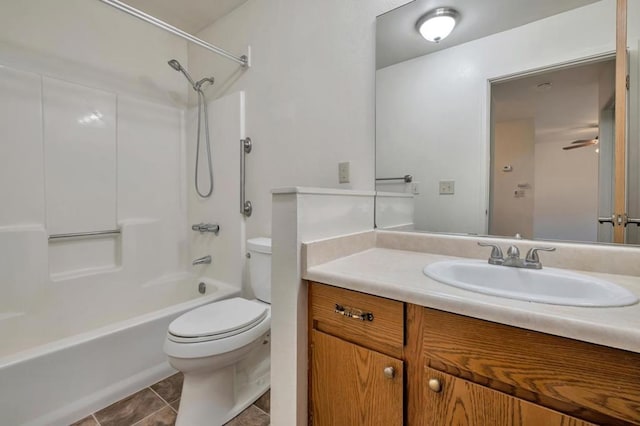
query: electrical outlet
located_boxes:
[439,180,455,195]
[339,161,350,184]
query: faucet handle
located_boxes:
[477,242,504,265]
[525,247,556,263]
[192,223,220,234]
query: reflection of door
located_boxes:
[490,59,612,243]
[594,0,629,244]
[598,107,615,243]
[613,0,627,243]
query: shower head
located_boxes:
[167,59,197,89]
[167,59,181,71]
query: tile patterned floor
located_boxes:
[70,373,270,426]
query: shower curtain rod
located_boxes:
[98,0,249,67]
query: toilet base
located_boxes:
[176,367,270,426]
[174,334,271,426]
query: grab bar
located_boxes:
[240,138,252,217]
[376,175,413,183]
[48,229,121,241]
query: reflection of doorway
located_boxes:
[489,57,616,243]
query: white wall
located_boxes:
[188,0,410,241]
[0,0,190,312]
[376,0,619,235]
[534,141,599,242]
[491,120,535,238]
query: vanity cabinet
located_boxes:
[311,330,403,425]
[308,282,405,425]
[308,282,640,426]
[422,366,594,426]
[410,306,640,426]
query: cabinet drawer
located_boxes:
[309,282,404,358]
[422,308,640,425]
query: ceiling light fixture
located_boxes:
[416,7,459,43]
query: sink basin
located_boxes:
[423,259,638,307]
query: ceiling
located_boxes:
[122,0,249,34]
[377,0,601,69]
[492,59,615,145]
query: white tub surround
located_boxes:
[302,230,640,354]
[271,188,375,426]
[0,279,239,426]
[188,91,247,289]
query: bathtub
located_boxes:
[0,276,240,426]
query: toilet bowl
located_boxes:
[164,237,272,426]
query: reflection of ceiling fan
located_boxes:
[562,136,599,150]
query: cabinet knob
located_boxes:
[383,366,395,379]
[428,378,442,393]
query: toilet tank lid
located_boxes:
[247,237,271,254]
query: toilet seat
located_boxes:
[168,298,268,343]
[164,300,271,359]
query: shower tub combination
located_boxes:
[0,276,239,426]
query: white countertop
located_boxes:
[303,247,640,353]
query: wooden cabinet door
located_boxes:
[310,330,403,426]
[422,367,595,426]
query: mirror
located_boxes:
[490,57,615,243]
[375,0,640,244]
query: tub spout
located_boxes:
[192,255,212,265]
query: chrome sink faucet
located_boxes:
[478,243,555,269]
[503,245,524,267]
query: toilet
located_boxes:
[164,237,272,426]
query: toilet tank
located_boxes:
[247,237,271,303]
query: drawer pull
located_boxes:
[428,378,442,393]
[334,304,374,321]
[383,366,395,379]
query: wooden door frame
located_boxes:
[614,0,628,243]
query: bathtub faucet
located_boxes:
[192,223,220,234]
[192,255,212,265]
